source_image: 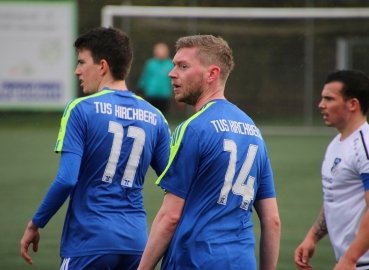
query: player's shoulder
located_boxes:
[357,122,369,137]
[347,122,369,145]
[331,123,369,162]
[352,122,369,153]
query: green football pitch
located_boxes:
[0,114,337,269]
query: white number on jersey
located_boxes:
[217,140,258,210]
[102,121,146,187]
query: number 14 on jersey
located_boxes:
[217,140,258,211]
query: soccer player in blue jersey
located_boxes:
[20,27,170,269]
[137,35,281,270]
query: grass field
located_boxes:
[0,113,337,269]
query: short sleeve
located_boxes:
[157,125,200,199]
[54,102,85,156]
[255,148,276,200]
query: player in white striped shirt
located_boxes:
[295,70,369,270]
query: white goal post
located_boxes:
[102,6,369,26]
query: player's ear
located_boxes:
[207,65,220,83]
[348,98,360,112]
[100,59,109,76]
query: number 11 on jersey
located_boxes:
[217,140,258,211]
[102,121,145,187]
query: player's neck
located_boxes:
[98,78,128,92]
[193,86,225,112]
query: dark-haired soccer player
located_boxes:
[138,35,281,270]
[20,27,170,270]
[295,70,369,270]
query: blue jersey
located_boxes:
[33,89,170,258]
[157,100,276,269]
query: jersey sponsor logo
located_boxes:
[331,157,341,176]
[323,192,334,202]
[322,174,334,202]
[322,174,333,183]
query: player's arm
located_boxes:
[138,192,185,270]
[294,205,328,270]
[20,152,81,264]
[334,190,369,270]
[254,197,281,270]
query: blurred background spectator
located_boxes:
[137,42,174,116]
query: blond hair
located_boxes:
[175,35,234,83]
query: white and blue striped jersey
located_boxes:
[32,88,170,258]
[157,99,276,270]
[322,122,369,268]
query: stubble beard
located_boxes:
[175,80,203,106]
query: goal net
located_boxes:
[102,6,369,125]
